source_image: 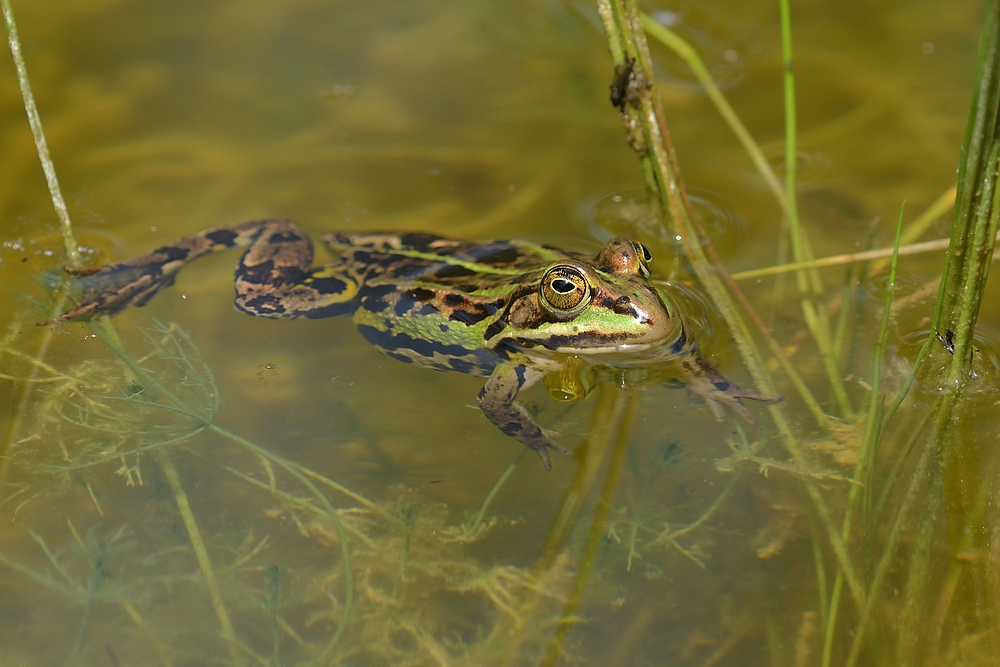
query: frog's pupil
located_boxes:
[641,244,653,262]
[552,278,576,294]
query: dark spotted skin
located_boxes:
[45,220,780,469]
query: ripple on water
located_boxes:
[587,187,748,262]
[645,4,747,91]
[763,145,832,186]
[891,328,1000,399]
[866,271,929,302]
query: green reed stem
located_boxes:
[640,11,838,431]
[156,448,242,665]
[639,13,786,210]
[844,398,940,667]
[598,0,865,613]
[540,389,637,667]
[808,509,828,628]
[465,448,529,538]
[493,383,630,663]
[0,0,82,486]
[899,185,957,247]
[533,383,625,574]
[822,206,902,667]
[859,209,903,532]
[778,0,852,419]
[1,0,80,266]
[893,1,1000,656]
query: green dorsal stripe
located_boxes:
[358,240,564,276]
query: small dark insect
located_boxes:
[610,58,636,109]
[936,328,956,354]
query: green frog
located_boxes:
[45,220,778,469]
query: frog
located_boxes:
[44,219,779,469]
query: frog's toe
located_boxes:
[41,265,172,325]
[703,395,728,420]
[526,437,574,470]
[533,445,553,470]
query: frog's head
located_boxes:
[490,237,683,357]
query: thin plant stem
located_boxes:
[1,0,85,483]
[1,0,80,266]
[778,0,852,418]
[598,0,866,613]
[899,185,958,247]
[808,509,828,629]
[843,403,940,667]
[639,13,786,210]
[655,472,739,545]
[730,234,972,281]
[823,206,903,667]
[540,389,637,667]
[465,448,529,538]
[893,0,1000,648]
[639,5,850,419]
[156,448,241,665]
[533,383,625,574]
[120,600,175,667]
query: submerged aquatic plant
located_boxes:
[1,319,580,665]
[596,1,1000,666]
[3,0,999,665]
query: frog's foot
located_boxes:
[682,351,781,423]
[41,252,190,325]
[479,362,574,470]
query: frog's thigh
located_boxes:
[478,362,572,470]
[233,223,359,319]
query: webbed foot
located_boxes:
[478,362,574,470]
[41,250,189,325]
[682,350,781,422]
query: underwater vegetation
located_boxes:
[2,0,1000,666]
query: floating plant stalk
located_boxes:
[862,0,1000,662]
[1,0,79,266]
[824,207,903,667]
[540,389,637,667]
[778,0,853,418]
[0,0,82,484]
[597,0,866,614]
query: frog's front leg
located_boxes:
[478,361,574,470]
[681,349,781,421]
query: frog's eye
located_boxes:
[631,241,653,263]
[540,266,591,312]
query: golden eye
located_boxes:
[631,240,653,262]
[540,266,591,312]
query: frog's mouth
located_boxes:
[511,324,689,362]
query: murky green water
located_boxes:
[0,1,995,665]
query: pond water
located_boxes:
[0,0,994,666]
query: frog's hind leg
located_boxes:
[233,223,359,319]
[478,362,573,470]
[44,219,358,324]
[681,350,781,422]
[43,220,276,324]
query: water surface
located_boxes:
[0,1,991,665]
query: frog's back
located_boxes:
[324,231,569,280]
[326,232,562,376]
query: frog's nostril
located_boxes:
[613,295,632,314]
